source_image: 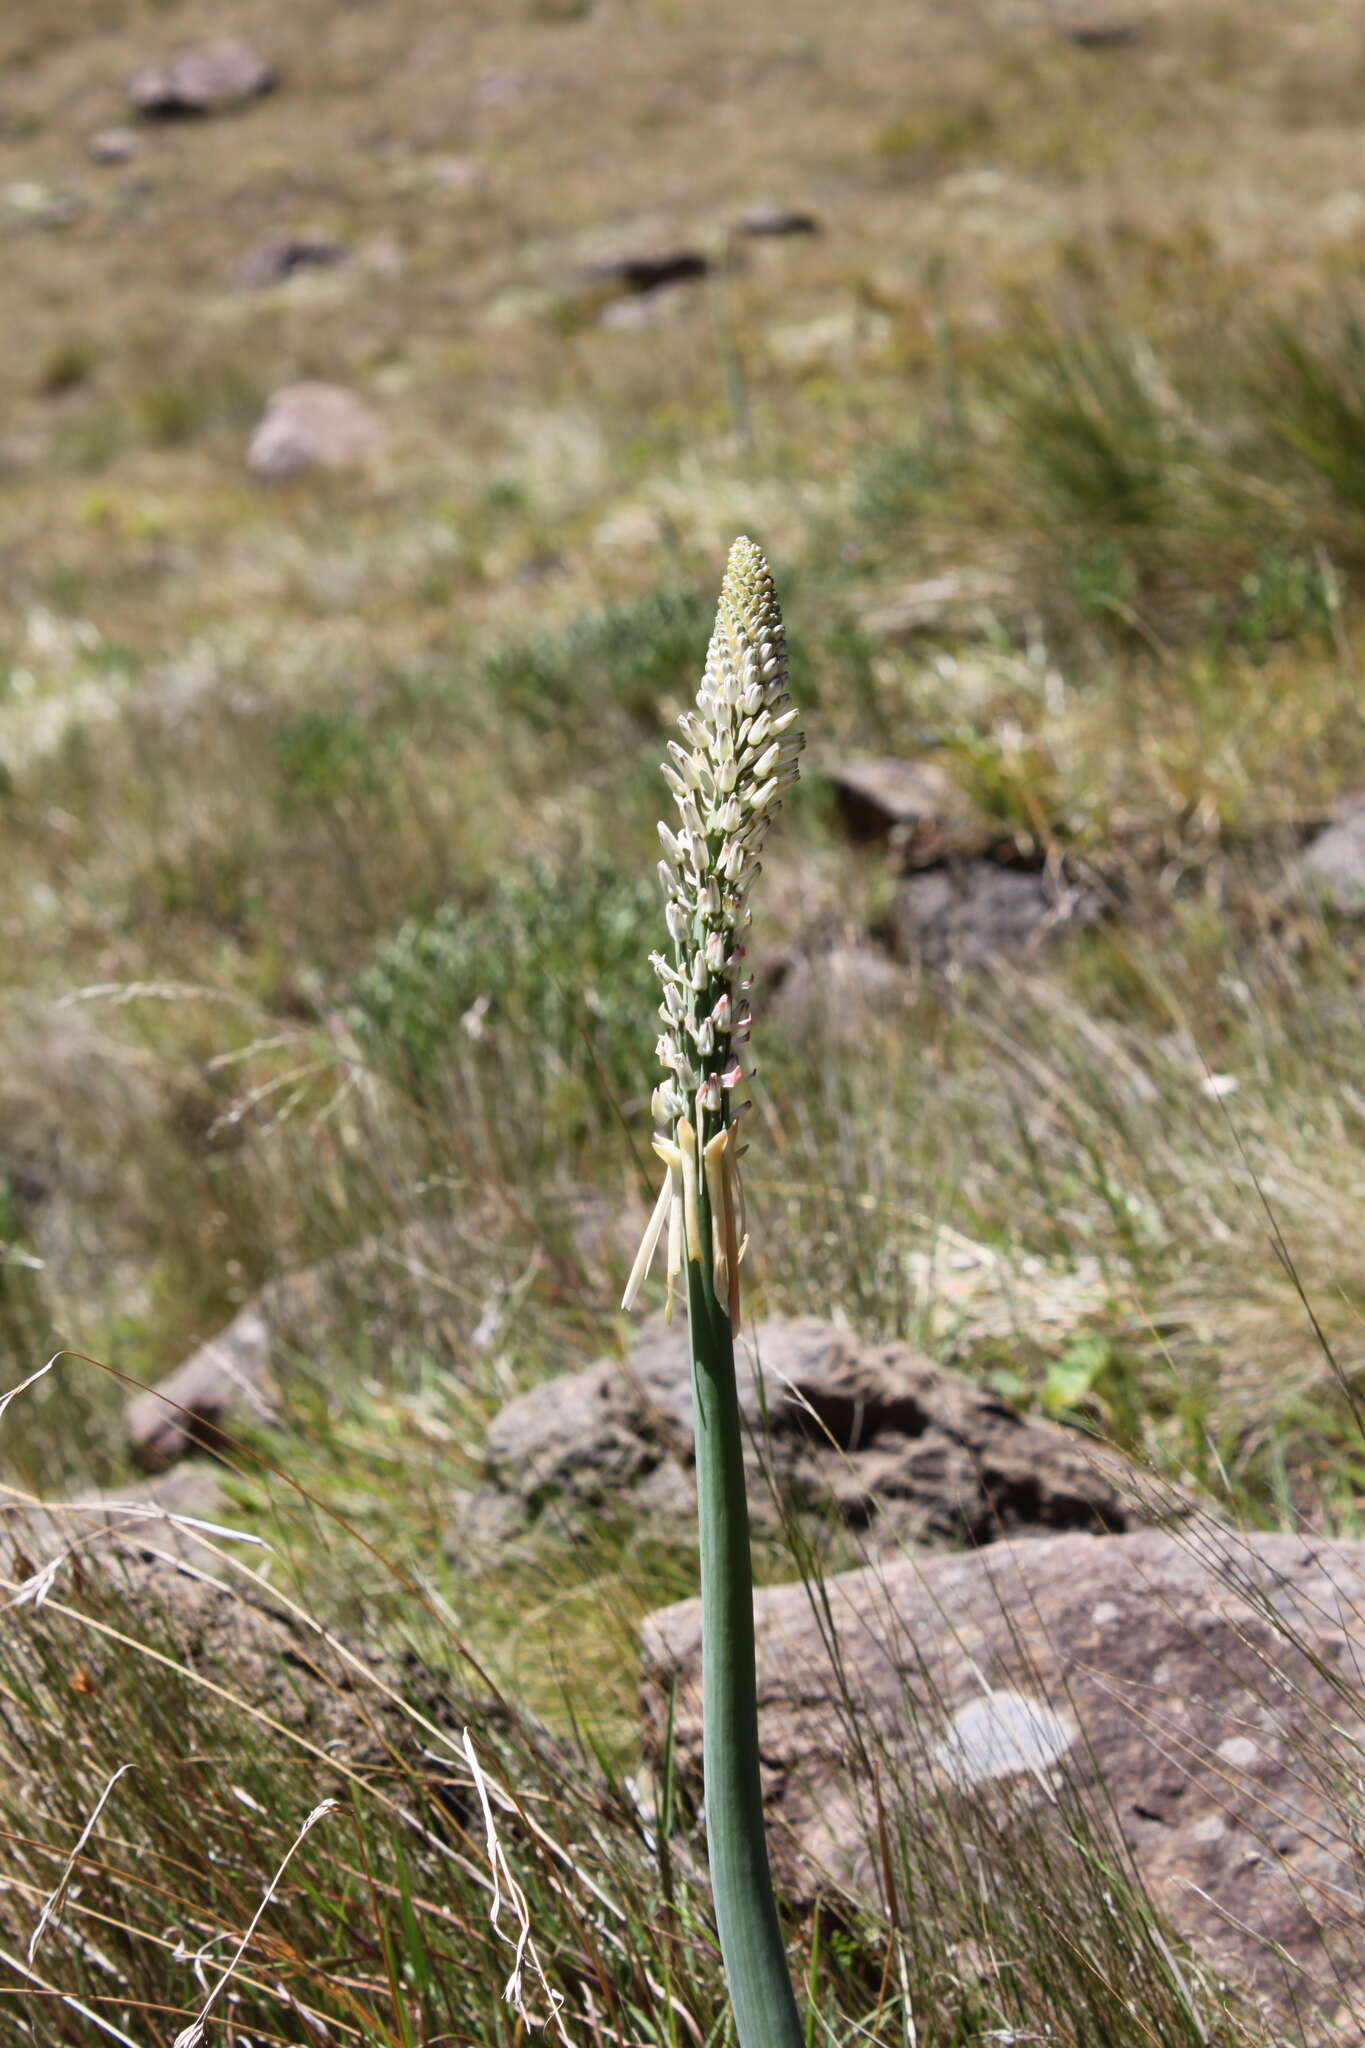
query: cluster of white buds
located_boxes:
[623,537,803,1328]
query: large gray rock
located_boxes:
[128,38,275,118]
[1300,798,1365,915]
[484,1316,1170,1545]
[247,383,386,480]
[887,859,1101,969]
[641,1527,1365,2043]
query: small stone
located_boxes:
[87,127,140,166]
[1061,18,1145,48]
[1299,798,1365,915]
[231,234,349,289]
[246,382,386,481]
[735,202,820,238]
[579,248,709,298]
[128,38,276,119]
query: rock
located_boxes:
[887,861,1101,969]
[1061,19,1146,49]
[123,1198,630,1472]
[769,943,911,1045]
[2,1467,230,1570]
[232,234,348,289]
[483,1315,1173,1545]
[829,756,997,864]
[579,249,709,298]
[1299,797,1365,915]
[643,1529,1365,2042]
[0,1470,428,1783]
[246,383,386,480]
[86,127,140,166]
[126,1299,277,1472]
[734,203,820,238]
[128,38,276,118]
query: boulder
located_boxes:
[125,1198,637,1471]
[126,1297,277,1472]
[1,1466,229,1573]
[642,1527,1365,2042]
[483,1315,1174,1545]
[1299,798,1365,915]
[886,860,1101,969]
[128,38,276,118]
[828,756,997,865]
[769,942,911,1044]
[246,383,386,480]
[0,1469,474,1798]
[232,234,348,289]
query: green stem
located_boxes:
[685,1246,804,2048]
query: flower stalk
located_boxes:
[623,537,805,2048]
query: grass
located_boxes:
[1,0,1365,2037]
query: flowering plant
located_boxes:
[624,538,805,2048]
[623,536,803,1329]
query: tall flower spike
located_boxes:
[622,537,804,1329]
